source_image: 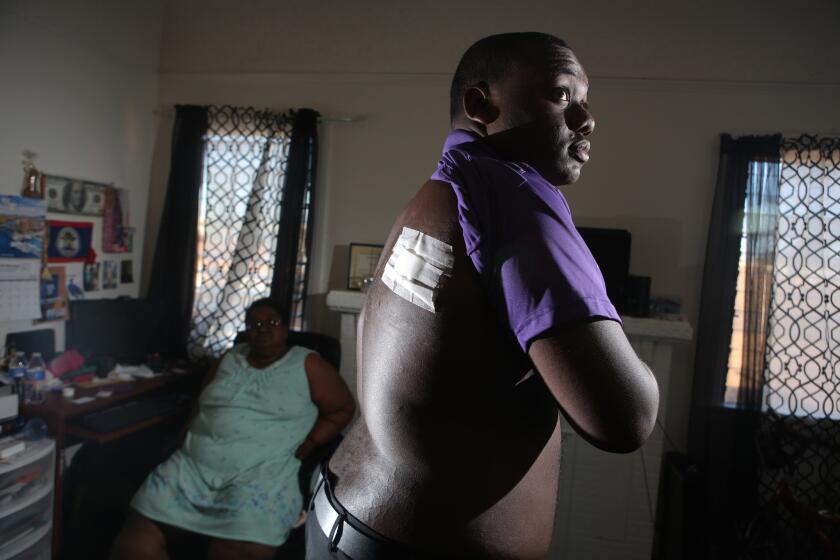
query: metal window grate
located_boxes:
[759,135,840,540]
[188,106,294,358]
[765,135,840,421]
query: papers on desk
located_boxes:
[113,364,156,379]
[71,396,95,405]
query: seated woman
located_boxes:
[111,298,355,560]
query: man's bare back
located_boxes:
[330,181,561,558]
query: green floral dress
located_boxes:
[131,344,317,546]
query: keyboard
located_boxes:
[75,393,191,434]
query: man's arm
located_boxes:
[528,318,658,453]
[296,353,356,460]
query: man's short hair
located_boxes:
[449,32,569,122]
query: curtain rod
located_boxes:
[319,115,364,124]
[152,107,363,124]
[727,129,840,138]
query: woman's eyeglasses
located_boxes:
[247,319,283,331]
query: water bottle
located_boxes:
[8,352,27,397]
[24,352,46,405]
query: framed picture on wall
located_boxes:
[102,260,118,289]
[39,266,70,322]
[347,243,384,290]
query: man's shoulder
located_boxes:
[397,180,463,248]
[435,149,535,206]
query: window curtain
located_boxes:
[688,134,782,459]
[683,134,781,558]
[147,105,208,359]
[270,108,319,328]
[149,105,319,360]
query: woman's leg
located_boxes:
[206,538,276,560]
[110,510,170,560]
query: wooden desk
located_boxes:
[20,370,204,559]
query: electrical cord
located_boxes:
[639,416,682,524]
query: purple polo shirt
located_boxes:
[431,129,621,351]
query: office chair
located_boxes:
[233,329,341,372]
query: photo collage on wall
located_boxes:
[38,173,137,309]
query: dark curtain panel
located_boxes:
[270,108,319,325]
[688,133,781,459]
[684,134,781,558]
[738,149,781,409]
[147,105,208,359]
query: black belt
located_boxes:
[311,466,413,560]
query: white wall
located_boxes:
[0,0,162,351]
[150,0,840,452]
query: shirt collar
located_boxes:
[442,128,484,154]
[442,128,526,172]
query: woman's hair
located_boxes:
[244,297,287,324]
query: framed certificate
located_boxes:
[347,243,384,290]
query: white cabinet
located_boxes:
[549,319,692,559]
[0,439,55,560]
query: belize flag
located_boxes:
[48,220,94,262]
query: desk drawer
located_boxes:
[0,491,52,558]
[0,442,54,516]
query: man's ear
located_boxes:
[463,83,499,127]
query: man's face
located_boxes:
[245,305,288,357]
[487,46,594,186]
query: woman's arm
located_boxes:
[296,353,355,460]
[176,356,223,447]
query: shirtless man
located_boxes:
[305,32,659,559]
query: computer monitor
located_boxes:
[576,227,631,311]
[66,298,155,364]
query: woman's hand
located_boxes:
[295,436,318,460]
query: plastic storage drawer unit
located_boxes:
[0,439,54,560]
[0,441,54,513]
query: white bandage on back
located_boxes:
[381,227,454,313]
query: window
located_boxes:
[188,107,312,358]
[726,137,840,420]
[724,220,748,404]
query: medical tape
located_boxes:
[381,227,454,312]
[396,227,455,270]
